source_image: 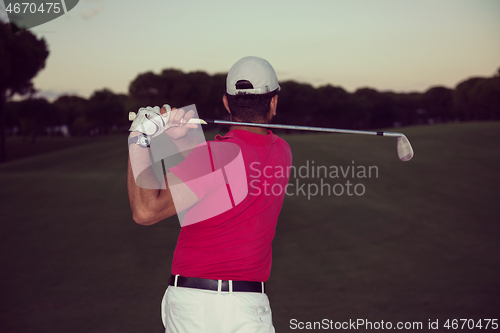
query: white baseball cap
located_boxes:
[226,56,281,95]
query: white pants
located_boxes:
[161,285,275,333]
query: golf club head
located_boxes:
[397,135,414,161]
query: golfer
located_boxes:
[127,56,292,333]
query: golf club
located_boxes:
[129,113,414,161]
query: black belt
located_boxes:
[168,275,265,293]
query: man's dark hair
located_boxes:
[226,80,278,122]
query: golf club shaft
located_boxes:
[201,119,404,138]
[128,114,413,161]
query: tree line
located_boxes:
[6,67,500,140]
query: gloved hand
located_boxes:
[129,104,172,138]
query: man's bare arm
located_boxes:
[127,106,202,226]
[127,142,175,225]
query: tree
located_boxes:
[473,77,500,120]
[316,84,365,129]
[354,88,397,128]
[129,69,227,122]
[275,81,318,129]
[128,71,163,107]
[422,86,453,123]
[53,95,89,136]
[87,89,126,135]
[453,77,487,121]
[16,97,56,143]
[0,21,49,161]
[391,92,422,126]
[206,73,227,120]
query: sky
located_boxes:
[1,0,500,100]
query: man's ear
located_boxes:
[223,95,231,114]
[270,95,278,117]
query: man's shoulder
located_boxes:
[274,134,290,147]
[273,134,292,156]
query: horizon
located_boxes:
[19,68,500,103]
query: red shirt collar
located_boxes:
[215,129,278,146]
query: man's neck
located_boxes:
[228,118,269,135]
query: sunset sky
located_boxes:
[1,0,499,100]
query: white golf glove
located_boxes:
[129,104,172,138]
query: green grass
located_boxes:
[3,136,99,162]
[0,122,499,332]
